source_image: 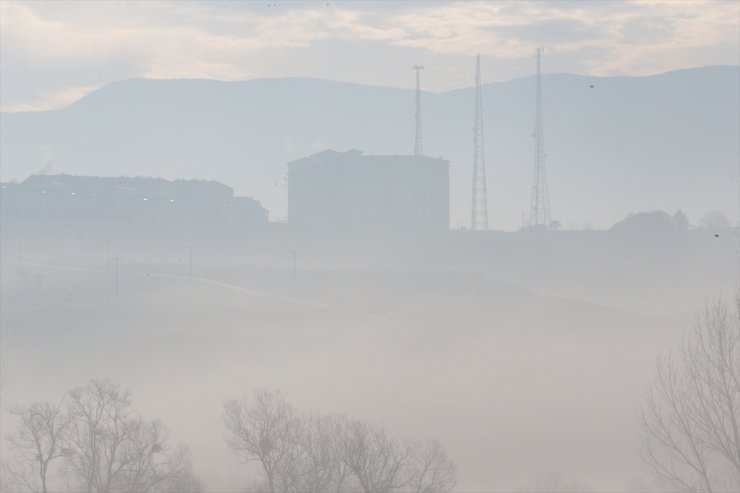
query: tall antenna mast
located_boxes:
[471,54,488,230]
[529,47,551,227]
[413,65,424,156]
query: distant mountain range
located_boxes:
[1,66,738,229]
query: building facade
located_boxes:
[0,174,268,225]
[288,150,449,232]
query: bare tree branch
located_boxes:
[640,299,740,493]
[6,399,68,493]
[224,390,455,493]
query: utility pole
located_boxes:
[471,53,489,230]
[291,250,297,279]
[115,256,119,300]
[188,245,193,279]
[413,65,424,156]
[477,271,483,313]
[529,47,552,227]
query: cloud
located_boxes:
[619,16,676,45]
[1,85,99,113]
[493,19,610,45]
[1,0,737,111]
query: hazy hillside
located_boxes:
[0,231,689,491]
[1,66,738,229]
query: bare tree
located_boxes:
[63,380,196,493]
[6,400,69,493]
[155,462,205,493]
[64,380,138,492]
[405,440,456,493]
[640,299,740,492]
[2,381,200,493]
[223,390,305,493]
[115,422,192,493]
[224,390,455,493]
[318,414,355,493]
[296,414,342,493]
[339,419,410,493]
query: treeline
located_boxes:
[223,390,456,493]
[1,383,455,493]
[2,380,202,493]
[609,210,733,232]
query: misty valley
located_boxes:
[0,204,737,491]
[1,2,739,491]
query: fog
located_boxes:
[2,2,740,493]
[1,214,737,491]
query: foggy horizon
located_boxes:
[1,1,739,493]
[3,63,738,115]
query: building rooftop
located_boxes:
[13,174,233,199]
[287,149,449,170]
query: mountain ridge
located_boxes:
[1,65,737,229]
[5,64,735,115]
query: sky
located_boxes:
[1,0,738,112]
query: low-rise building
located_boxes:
[0,174,267,225]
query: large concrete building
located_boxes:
[288,150,449,232]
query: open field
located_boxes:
[3,222,728,491]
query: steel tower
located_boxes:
[529,47,551,227]
[471,54,489,230]
[413,65,424,156]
